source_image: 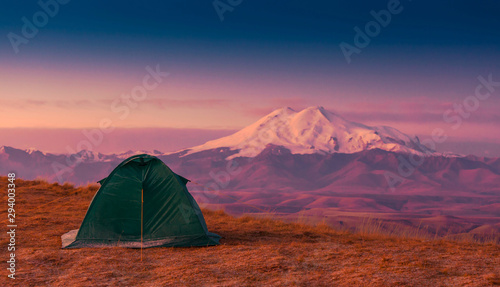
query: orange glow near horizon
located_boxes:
[1,60,500,147]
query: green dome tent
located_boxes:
[61,154,220,248]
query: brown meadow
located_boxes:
[0,177,498,286]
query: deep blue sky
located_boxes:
[2,1,499,64]
[2,1,499,95]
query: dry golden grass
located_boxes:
[353,217,500,245]
[1,177,499,286]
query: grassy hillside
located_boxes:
[1,178,499,286]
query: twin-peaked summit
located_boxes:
[183,106,433,158]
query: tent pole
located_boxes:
[141,188,144,261]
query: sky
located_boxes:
[0,0,499,156]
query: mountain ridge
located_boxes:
[1,144,499,238]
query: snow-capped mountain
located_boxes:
[183,106,433,159]
[116,149,163,159]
